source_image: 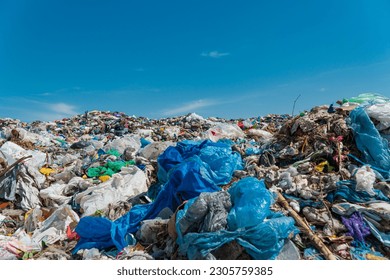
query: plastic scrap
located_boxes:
[341,212,371,243]
[207,123,245,142]
[303,247,325,260]
[327,180,389,203]
[227,177,274,230]
[87,161,135,178]
[349,242,386,260]
[365,103,390,131]
[349,106,390,178]
[314,161,330,172]
[354,166,376,195]
[177,191,231,235]
[175,177,297,260]
[39,167,56,176]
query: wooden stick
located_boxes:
[276,192,337,260]
[0,155,32,178]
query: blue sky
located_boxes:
[1,0,390,122]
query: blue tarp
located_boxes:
[74,140,243,253]
[175,177,297,260]
[349,106,390,178]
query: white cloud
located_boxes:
[47,102,78,115]
[38,92,52,96]
[23,100,79,121]
[32,112,71,121]
[162,99,218,116]
[201,51,230,58]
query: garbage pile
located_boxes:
[1,94,390,260]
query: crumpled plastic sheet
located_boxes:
[327,180,389,203]
[86,161,135,178]
[349,106,390,178]
[354,166,376,195]
[0,229,41,259]
[31,205,79,246]
[40,176,91,208]
[283,194,324,209]
[138,141,173,161]
[176,217,296,260]
[0,142,46,210]
[157,140,242,185]
[365,102,390,131]
[16,165,42,211]
[349,241,386,260]
[0,166,18,201]
[0,141,46,169]
[175,178,297,260]
[303,247,325,260]
[178,191,231,234]
[364,219,390,247]
[206,123,245,142]
[341,212,371,243]
[74,140,243,253]
[103,135,141,155]
[227,177,274,231]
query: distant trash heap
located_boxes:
[0,93,389,260]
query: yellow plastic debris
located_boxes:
[99,175,111,182]
[24,209,33,221]
[314,161,329,172]
[39,167,55,176]
[82,175,88,179]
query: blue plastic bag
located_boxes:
[175,177,297,260]
[227,177,273,230]
[349,107,390,178]
[176,217,296,260]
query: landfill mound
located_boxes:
[1,94,390,260]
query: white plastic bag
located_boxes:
[206,123,245,142]
[355,166,376,196]
[0,141,46,169]
[246,129,273,142]
[75,166,148,217]
[104,135,141,154]
[366,103,390,131]
[31,205,79,245]
[138,141,174,160]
